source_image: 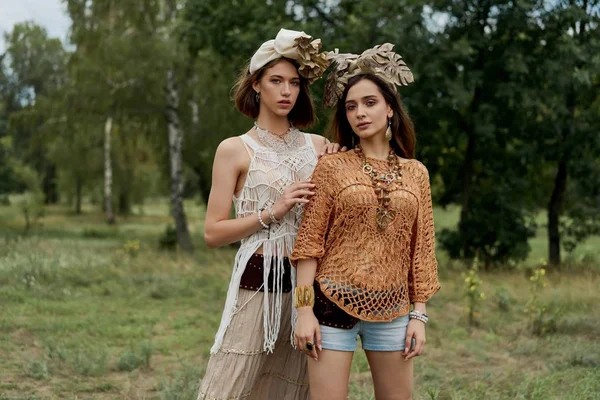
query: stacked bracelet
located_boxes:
[257,207,270,229]
[266,204,280,224]
[409,310,429,324]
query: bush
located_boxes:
[11,163,45,234]
[72,347,108,377]
[116,342,153,372]
[159,224,178,250]
[495,287,514,312]
[525,264,561,336]
[25,358,50,380]
[463,257,486,328]
[440,187,535,267]
[160,363,202,400]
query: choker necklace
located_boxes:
[355,145,402,231]
[254,122,302,152]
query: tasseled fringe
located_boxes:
[261,236,296,353]
[210,236,297,355]
[290,264,298,348]
[210,247,256,354]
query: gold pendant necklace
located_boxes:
[355,145,402,231]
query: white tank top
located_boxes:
[211,132,318,354]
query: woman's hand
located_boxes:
[271,180,316,221]
[403,319,426,360]
[319,142,347,158]
[294,307,321,361]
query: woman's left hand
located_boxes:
[319,142,347,157]
[403,319,426,360]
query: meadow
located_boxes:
[0,199,599,400]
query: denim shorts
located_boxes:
[320,315,410,352]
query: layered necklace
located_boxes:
[355,145,402,231]
[254,122,303,152]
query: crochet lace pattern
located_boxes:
[210,133,318,355]
[291,152,440,321]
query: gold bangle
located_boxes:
[294,285,315,308]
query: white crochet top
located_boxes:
[210,132,318,354]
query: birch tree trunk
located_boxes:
[166,69,194,253]
[104,115,115,224]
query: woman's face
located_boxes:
[345,78,392,141]
[253,59,301,118]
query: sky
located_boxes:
[0,0,71,52]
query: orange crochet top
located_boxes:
[290,151,440,322]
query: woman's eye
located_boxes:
[272,79,281,84]
[291,81,300,86]
[366,100,376,106]
[346,105,356,111]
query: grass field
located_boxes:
[0,199,599,399]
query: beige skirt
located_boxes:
[197,289,309,400]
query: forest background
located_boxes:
[1,0,599,399]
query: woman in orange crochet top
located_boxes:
[290,44,440,400]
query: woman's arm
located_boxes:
[404,301,427,360]
[295,258,320,360]
[296,259,318,287]
[291,158,337,361]
[407,162,440,302]
[203,138,266,248]
[204,138,315,248]
[404,163,440,360]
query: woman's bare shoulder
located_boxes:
[215,135,248,157]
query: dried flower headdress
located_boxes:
[250,29,330,84]
[323,43,414,107]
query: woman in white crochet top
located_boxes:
[197,29,342,400]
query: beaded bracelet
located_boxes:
[409,310,429,324]
[257,207,270,229]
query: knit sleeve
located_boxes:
[408,163,440,303]
[290,157,335,265]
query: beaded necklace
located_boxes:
[355,145,402,231]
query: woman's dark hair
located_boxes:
[232,58,315,128]
[328,74,416,158]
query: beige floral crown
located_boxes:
[323,43,414,107]
[250,29,330,84]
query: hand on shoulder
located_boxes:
[309,134,348,158]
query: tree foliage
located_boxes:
[0,0,598,263]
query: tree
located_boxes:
[528,0,600,266]
[406,0,550,266]
[3,22,67,203]
[64,0,167,218]
[180,0,298,204]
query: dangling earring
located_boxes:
[255,92,260,104]
[385,119,392,141]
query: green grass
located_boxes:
[0,200,599,399]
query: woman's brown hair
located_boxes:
[232,58,316,128]
[329,74,416,158]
